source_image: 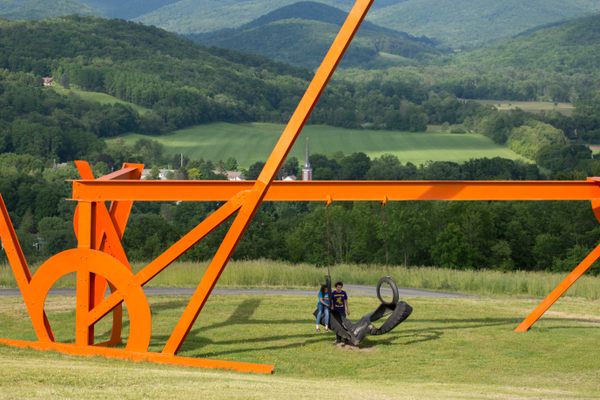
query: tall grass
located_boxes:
[3,260,598,300]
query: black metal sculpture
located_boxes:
[317,276,412,346]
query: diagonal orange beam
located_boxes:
[0,195,54,341]
[515,242,600,331]
[86,196,243,326]
[162,0,376,355]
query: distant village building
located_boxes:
[302,138,313,181]
[224,171,244,181]
[42,77,54,87]
[282,175,297,181]
[141,169,174,180]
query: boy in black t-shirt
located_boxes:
[331,281,350,344]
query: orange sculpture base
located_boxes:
[0,338,274,374]
[0,0,598,374]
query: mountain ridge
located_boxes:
[191,1,441,69]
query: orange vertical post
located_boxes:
[75,201,95,345]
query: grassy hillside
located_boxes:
[0,0,94,20]
[135,0,600,48]
[1,294,600,398]
[51,83,151,115]
[109,122,523,168]
[190,1,441,69]
[455,14,600,73]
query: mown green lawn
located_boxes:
[109,122,523,168]
[0,294,599,399]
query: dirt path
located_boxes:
[0,285,471,298]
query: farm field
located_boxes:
[110,122,524,168]
[0,294,599,399]
[474,99,574,115]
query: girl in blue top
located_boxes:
[316,284,330,332]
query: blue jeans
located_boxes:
[316,303,330,327]
[334,310,346,342]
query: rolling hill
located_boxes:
[0,16,310,132]
[190,1,441,69]
[454,13,600,73]
[135,0,600,48]
[76,0,180,20]
[0,0,94,20]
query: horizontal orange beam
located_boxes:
[71,180,600,202]
[0,338,274,374]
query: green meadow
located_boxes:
[109,123,523,168]
[474,99,574,116]
[0,294,599,399]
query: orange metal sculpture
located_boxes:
[0,0,599,374]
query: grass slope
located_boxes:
[0,294,599,398]
[109,122,522,168]
[51,83,151,115]
[0,0,94,20]
[474,100,574,116]
[190,2,440,69]
[455,14,600,73]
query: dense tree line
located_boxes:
[3,149,599,275]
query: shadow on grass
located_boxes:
[95,299,600,357]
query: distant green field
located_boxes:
[51,84,150,115]
[475,100,574,116]
[110,123,523,168]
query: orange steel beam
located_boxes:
[162,0,376,355]
[0,195,54,341]
[71,180,600,202]
[86,196,243,327]
[0,338,274,374]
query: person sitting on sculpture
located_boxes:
[330,281,350,344]
[315,284,330,332]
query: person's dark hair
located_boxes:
[334,281,343,288]
[320,284,327,294]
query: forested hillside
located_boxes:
[454,14,600,73]
[0,0,94,20]
[135,0,600,48]
[191,1,441,69]
[77,0,180,19]
[0,16,311,135]
[368,0,600,48]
